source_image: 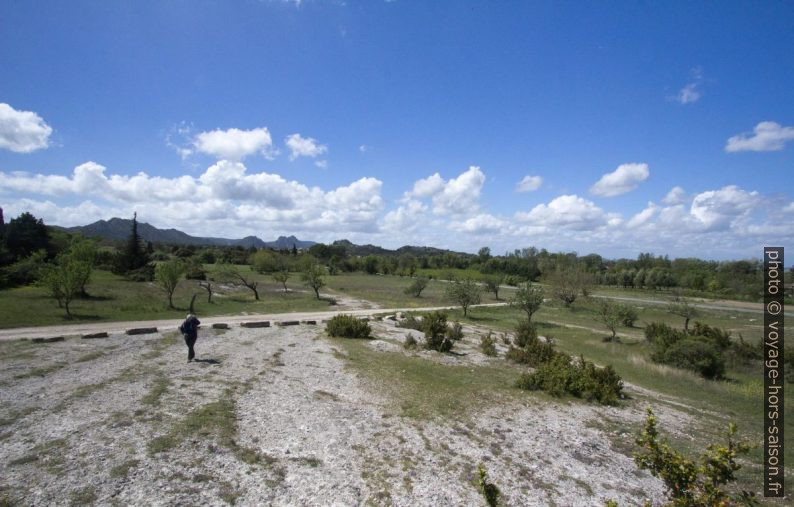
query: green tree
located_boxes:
[667,290,699,331]
[511,282,544,322]
[39,254,88,318]
[155,259,186,309]
[272,270,290,292]
[483,274,505,300]
[445,278,481,317]
[67,238,97,297]
[404,276,429,297]
[4,212,52,262]
[217,262,260,300]
[595,299,621,342]
[302,262,326,299]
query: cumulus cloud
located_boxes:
[410,173,445,198]
[626,203,658,228]
[589,163,650,197]
[285,133,328,161]
[430,166,486,215]
[450,214,508,234]
[662,186,687,205]
[0,103,53,153]
[725,121,794,153]
[689,185,760,230]
[193,127,275,161]
[0,161,383,236]
[516,175,542,193]
[381,199,427,232]
[516,194,610,231]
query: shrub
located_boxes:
[396,313,423,331]
[634,407,753,505]
[403,333,418,350]
[662,339,725,379]
[504,275,521,286]
[516,354,623,405]
[616,304,638,327]
[477,463,500,507]
[422,311,453,352]
[513,320,537,348]
[125,264,155,282]
[0,250,46,287]
[690,321,732,351]
[404,276,429,297]
[645,322,688,361]
[480,332,497,357]
[446,321,464,341]
[326,314,371,339]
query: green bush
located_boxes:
[516,354,623,405]
[663,339,725,379]
[634,407,753,505]
[403,333,418,350]
[480,332,497,357]
[513,319,537,348]
[616,304,638,327]
[422,311,453,352]
[446,321,464,341]
[403,276,429,297]
[477,463,500,507]
[326,314,371,339]
[690,321,732,350]
[396,313,423,331]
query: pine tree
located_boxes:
[117,212,150,273]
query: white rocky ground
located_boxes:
[0,318,684,506]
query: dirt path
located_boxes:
[0,320,669,506]
[0,304,509,342]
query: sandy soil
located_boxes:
[0,317,686,506]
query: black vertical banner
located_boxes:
[764,247,784,497]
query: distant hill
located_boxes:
[331,239,470,258]
[65,218,316,249]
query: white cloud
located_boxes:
[359,145,369,152]
[725,121,794,152]
[381,199,427,232]
[431,166,486,215]
[193,127,275,161]
[285,133,328,161]
[784,202,794,213]
[676,83,701,104]
[626,202,658,228]
[662,186,686,205]
[672,66,704,105]
[0,103,53,153]
[0,161,383,236]
[516,194,610,231]
[689,185,760,230]
[516,175,542,192]
[450,214,508,234]
[410,173,445,198]
[315,160,328,169]
[589,163,650,197]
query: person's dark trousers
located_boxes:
[184,334,197,361]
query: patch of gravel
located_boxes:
[0,322,672,506]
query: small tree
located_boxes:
[68,239,97,297]
[155,259,185,309]
[272,270,290,292]
[596,299,621,342]
[445,278,481,317]
[510,282,544,323]
[198,280,213,303]
[483,274,504,301]
[39,255,87,318]
[302,262,326,300]
[217,262,260,300]
[547,268,579,307]
[404,276,429,297]
[667,290,699,331]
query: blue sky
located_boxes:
[1,1,792,260]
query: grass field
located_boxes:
[324,272,515,309]
[0,268,332,328]
[427,303,793,497]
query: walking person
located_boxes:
[179,313,201,362]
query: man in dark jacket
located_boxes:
[179,313,201,362]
